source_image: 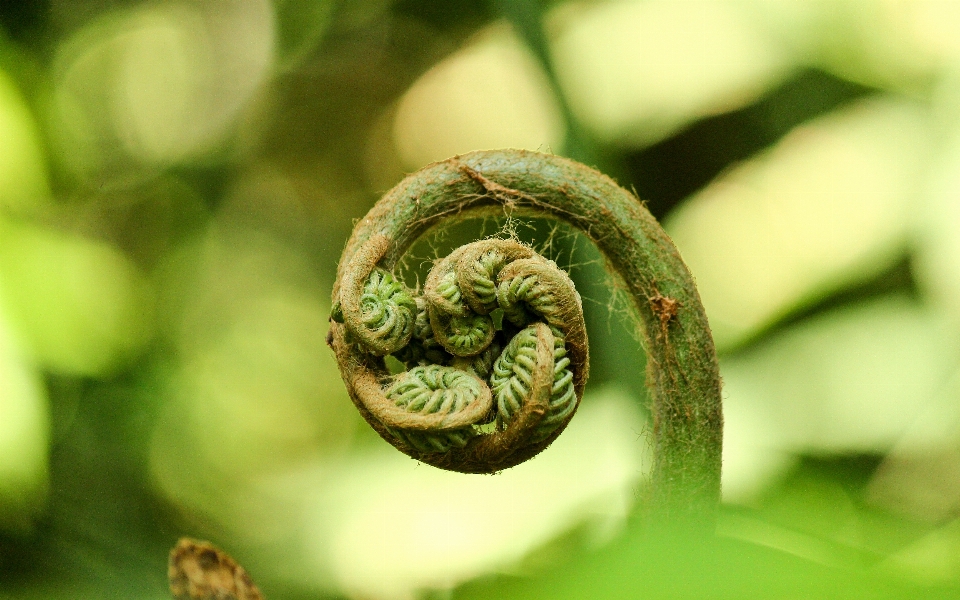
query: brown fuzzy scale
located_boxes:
[169,538,263,600]
[330,150,723,525]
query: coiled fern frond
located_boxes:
[329,150,722,523]
[334,235,586,473]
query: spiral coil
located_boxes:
[359,269,417,349]
[429,309,496,357]
[336,241,419,356]
[460,248,503,313]
[334,236,588,473]
[383,365,486,452]
[394,298,450,367]
[491,325,576,442]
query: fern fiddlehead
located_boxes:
[335,235,584,473]
[329,149,722,523]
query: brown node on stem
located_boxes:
[169,538,263,600]
[650,293,679,327]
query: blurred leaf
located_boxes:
[667,98,932,348]
[0,67,49,214]
[745,0,960,92]
[49,0,274,184]
[0,220,152,376]
[625,68,872,219]
[915,83,960,328]
[721,295,959,501]
[273,0,336,70]
[393,23,565,170]
[884,518,960,585]
[0,312,47,535]
[869,447,960,524]
[453,514,929,600]
[549,0,793,148]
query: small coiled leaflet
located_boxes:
[423,256,468,316]
[336,236,417,356]
[456,239,535,315]
[384,365,488,452]
[496,256,588,393]
[333,235,588,473]
[491,325,576,442]
[423,244,500,357]
[428,308,496,357]
[360,269,417,349]
[394,298,450,367]
[461,248,503,313]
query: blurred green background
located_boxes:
[3,0,960,598]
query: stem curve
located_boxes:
[330,149,722,522]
